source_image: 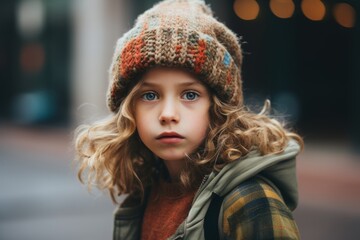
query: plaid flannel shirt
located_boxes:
[222,177,300,240]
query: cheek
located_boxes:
[134,107,145,134]
[191,108,210,140]
[135,118,149,146]
[134,106,154,141]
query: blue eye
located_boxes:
[142,92,158,101]
[183,91,199,101]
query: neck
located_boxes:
[162,159,186,182]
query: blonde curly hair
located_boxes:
[75,80,303,203]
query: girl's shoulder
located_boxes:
[221,176,300,239]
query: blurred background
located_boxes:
[0,0,359,239]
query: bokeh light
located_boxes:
[269,0,295,19]
[20,43,45,73]
[301,0,326,21]
[233,0,260,21]
[16,0,45,38]
[333,3,356,28]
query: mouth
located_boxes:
[156,132,185,143]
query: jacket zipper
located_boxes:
[171,174,211,240]
[193,174,210,203]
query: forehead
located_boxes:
[140,67,203,86]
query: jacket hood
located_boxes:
[185,139,301,228]
[213,138,300,209]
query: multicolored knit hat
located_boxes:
[107,0,243,112]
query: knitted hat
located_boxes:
[107,0,243,112]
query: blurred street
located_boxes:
[0,126,114,240]
[1,126,359,240]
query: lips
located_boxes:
[156,132,184,143]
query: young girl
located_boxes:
[75,0,304,239]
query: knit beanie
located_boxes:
[107,0,243,113]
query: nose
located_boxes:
[159,99,180,124]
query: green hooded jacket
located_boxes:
[113,139,301,239]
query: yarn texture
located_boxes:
[107,0,243,112]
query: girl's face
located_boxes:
[134,68,211,164]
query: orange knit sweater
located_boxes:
[141,179,196,240]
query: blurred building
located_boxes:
[0,0,70,125]
[0,0,359,149]
[0,0,130,126]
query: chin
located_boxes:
[156,152,188,162]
